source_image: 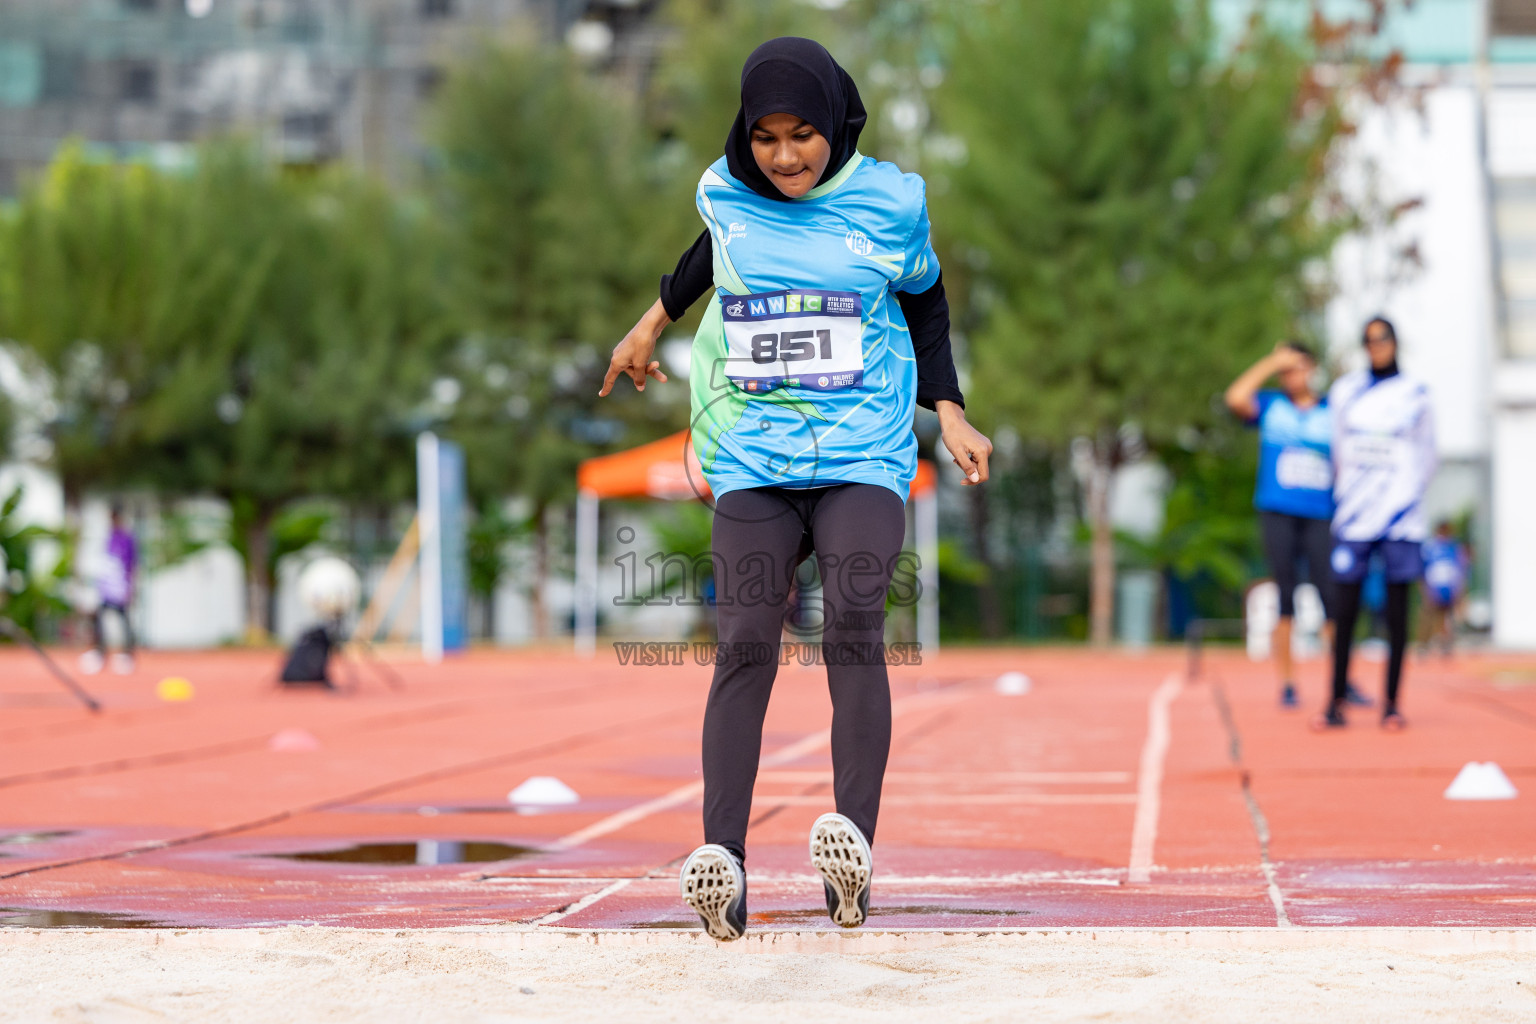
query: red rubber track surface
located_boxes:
[0,645,1531,929]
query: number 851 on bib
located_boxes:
[720,288,864,393]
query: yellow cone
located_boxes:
[156,677,194,702]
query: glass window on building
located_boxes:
[0,43,42,108]
[1496,178,1536,359]
[122,62,157,103]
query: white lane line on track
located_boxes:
[547,688,968,852]
[1127,672,1184,884]
[527,877,638,926]
[757,770,1134,784]
[751,793,1136,806]
[534,688,969,925]
[496,872,1128,888]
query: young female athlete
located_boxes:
[599,37,993,940]
[1318,316,1436,731]
[1226,342,1336,708]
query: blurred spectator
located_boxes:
[1419,520,1470,658]
[1225,341,1336,709]
[1321,317,1436,730]
[79,505,136,676]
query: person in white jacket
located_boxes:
[1318,317,1436,730]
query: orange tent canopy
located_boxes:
[576,430,936,501]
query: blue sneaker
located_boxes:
[680,844,746,941]
[1310,704,1348,730]
[1344,681,1375,708]
[1280,683,1299,708]
[810,812,872,928]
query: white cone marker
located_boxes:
[269,728,320,752]
[508,776,580,813]
[1444,762,1518,801]
[995,671,1032,696]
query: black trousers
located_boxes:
[702,483,907,864]
[92,601,134,654]
[1331,581,1410,710]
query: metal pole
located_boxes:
[915,488,939,657]
[417,432,443,663]
[1186,619,1204,681]
[0,617,101,713]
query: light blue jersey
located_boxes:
[687,152,940,502]
[1249,391,1334,521]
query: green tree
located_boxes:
[429,42,670,636]
[0,485,70,638]
[934,0,1357,644]
[466,501,529,640]
[0,145,451,636]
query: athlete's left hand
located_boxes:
[936,401,992,485]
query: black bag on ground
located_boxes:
[280,625,335,685]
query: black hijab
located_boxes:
[724,37,867,202]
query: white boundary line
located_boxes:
[755,794,1135,806]
[1127,673,1184,884]
[534,688,967,923]
[548,689,966,852]
[756,770,1133,784]
[528,878,639,926]
[13,928,1534,954]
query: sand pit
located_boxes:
[1,928,1532,1023]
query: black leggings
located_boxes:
[702,483,907,864]
[1259,511,1334,619]
[1331,581,1409,710]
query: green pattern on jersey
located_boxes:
[689,300,826,474]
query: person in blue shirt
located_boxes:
[1226,342,1343,709]
[1418,519,1469,658]
[600,38,993,941]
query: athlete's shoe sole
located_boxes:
[809,812,872,928]
[679,844,746,941]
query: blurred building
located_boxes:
[0,0,660,194]
[1294,0,1536,647]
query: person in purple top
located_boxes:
[80,504,137,676]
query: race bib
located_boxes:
[1343,433,1403,469]
[1275,447,1331,492]
[1425,560,1462,589]
[720,289,863,393]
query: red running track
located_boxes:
[0,644,1531,930]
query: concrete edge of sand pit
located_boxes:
[2,927,1534,954]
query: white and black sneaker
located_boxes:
[809,812,872,928]
[679,844,747,941]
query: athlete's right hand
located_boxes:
[1268,342,1307,373]
[600,299,671,396]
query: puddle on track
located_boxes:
[0,831,77,856]
[0,908,169,929]
[257,840,539,866]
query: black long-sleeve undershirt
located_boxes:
[659,229,964,411]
